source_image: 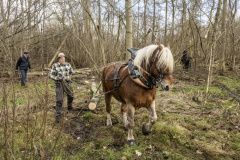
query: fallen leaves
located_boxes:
[135,150,142,157]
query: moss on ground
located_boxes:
[0,74,240,159]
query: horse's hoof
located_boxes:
[142,124,151,135]
[128,140,137,146]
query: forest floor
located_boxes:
[0,64,240,159]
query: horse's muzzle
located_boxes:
[164,85,169,91]
[160,83,170,91]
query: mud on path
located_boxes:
[56,66,240,158]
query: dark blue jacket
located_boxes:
[16,56,31,70]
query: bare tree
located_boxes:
[206,0,222,95]
[164,0,168,45]
[220,0,227,73]
[170,0,175,44]
[125,0,133,60]
[151,0,156,43]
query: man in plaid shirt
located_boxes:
[49,52,77,123]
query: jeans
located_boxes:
[20,69,28,84]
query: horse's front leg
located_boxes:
[142,100,157,135]
[127,103,136,146]
[121,103,128,131]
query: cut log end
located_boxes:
[88,102,96,110]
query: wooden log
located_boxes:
[88,82,101,110]
[28,72,48,76]
[0,72,10,78]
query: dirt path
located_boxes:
[54,67,239,159]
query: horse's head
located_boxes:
[150,44,174,91]
[133,44,174,90]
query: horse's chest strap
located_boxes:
[128,60,154,89]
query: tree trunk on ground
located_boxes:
[88,82,101,110]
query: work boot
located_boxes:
[68,106,77,111]
[21,82,25,86]
[56,115,62,123]
[24,83,28,87]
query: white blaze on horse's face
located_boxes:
[161,74,173,91]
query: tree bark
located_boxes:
[164,0,168,45]
[170,0,175,44]
[206,0,222,96]
[143,0,148,45]
[220,0,227,73]
[125,0,133,60]
[151,0,156,43]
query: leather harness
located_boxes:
[102,47,173,102]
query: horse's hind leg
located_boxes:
[105,93,113,126]
[142,100,157,135]
[121,103,128,131]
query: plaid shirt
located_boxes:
[49,62,75,81]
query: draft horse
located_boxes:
[102,44,174,146]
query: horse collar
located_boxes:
[128,59,155,90]
[128,48,172,90]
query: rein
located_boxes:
[148,50,172,88]
[129,48,172,90]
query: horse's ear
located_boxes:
[158,43,163,51]
[167,43,170,49]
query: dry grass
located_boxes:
[0,70,240,159]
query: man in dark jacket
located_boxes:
[16,52,31,87]
[181,50,192,70]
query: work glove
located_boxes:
[15,70,18,72]
[72,72,76,75]
[29,69,31,72]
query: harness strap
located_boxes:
[115,73,130,103]
[128,59,154,89]
[102,63,129,104]
[113,63,121,88]
[128,48,173,90]
[163,72,172,76]
[101,78,119,81]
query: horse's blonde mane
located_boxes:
[133,44,174,72]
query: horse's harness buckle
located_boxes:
[131,67,141,79]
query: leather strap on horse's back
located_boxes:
[102,63,128,104]
[113,63,122,88]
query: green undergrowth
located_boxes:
[1,75,240,159]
